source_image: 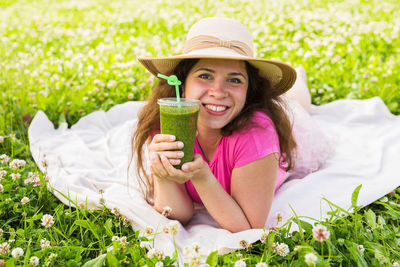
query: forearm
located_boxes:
[153,176,194,225]
[191,174,251,233]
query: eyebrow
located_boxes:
[194,67,247,79]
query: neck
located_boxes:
[197,126,222,161]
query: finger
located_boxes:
[149,153,167,177]
[161,150,184,159]
[152,134,176,143]
[169,159,181,166]
[160,154,185,180]
[182,154,203,172]
[149,141,184,152]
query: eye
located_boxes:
[198,73,212,80]
[228,78,242,84]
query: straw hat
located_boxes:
[138,17,296,95]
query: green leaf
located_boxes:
[206,250,218,267]
[16,228,24,237]
[5,258,15,267]
[104,218,113,237]
[106,252,119,267]
[81,254,107,267]
[344,240,368,267]
[74,219,99,240]
[58,112,66,125]
[351,184,362,209]
[364,209,377,229]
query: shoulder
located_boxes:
[234,111,276,137]
[228,111,280,168]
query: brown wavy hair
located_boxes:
[131,59,297,203]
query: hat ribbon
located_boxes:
[183,35,253,57]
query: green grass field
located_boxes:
[0,0,399,266]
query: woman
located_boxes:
[133,17,308,232]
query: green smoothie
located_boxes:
[158,98,200,169]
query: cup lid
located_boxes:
[157,98,201,107]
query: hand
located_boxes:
[149,134,184,169]
[152,144,211,184]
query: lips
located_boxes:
[203,103,230,116]
[204,104,227,112]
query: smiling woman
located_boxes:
[132,17,300,232]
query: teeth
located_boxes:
[205,104,227,112]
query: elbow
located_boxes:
[154,204,194,225]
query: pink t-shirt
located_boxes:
[185,111,287,204]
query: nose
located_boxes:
[208,80,228,98]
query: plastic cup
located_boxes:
[157,98,200,169]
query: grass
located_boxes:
[0,0,399,266]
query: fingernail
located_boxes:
[177,151,184,157]
[177,142,184,148]
[170,135,175,141]
[182,165,188,171]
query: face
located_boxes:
[183,59,249,132]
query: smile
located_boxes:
[204,104,228,112]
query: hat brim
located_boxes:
[138,47,297,95]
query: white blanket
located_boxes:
[28,96,400,261]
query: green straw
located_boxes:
[157,74,182,102]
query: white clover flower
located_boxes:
[11,247,24,258]
[188,253,203,267]
[312,225,330,242]
[255,263,268,267]
[111,207,120,218]
[21,197,30,205]
[11,173,21,181]
[234,259,246,267]
[144,225,155,235]
[304,253,317,266]
[162,226,169,234]
[41,214,54,227]
[9,159,26,170]
[272,242,290,257]
[239,240,249,249]
[128,93,134,100]
[0,154,9,164]
[40,238,51,250]
[0,184,3,194]
[161,206,172,217]
[107,80,117,89]
[275,212,283,224]
[358,245,365,253]
[260,230,269,243]
[0,242,10,255]
[168,221,179,236]
[155,262,164,267]
[119,236,128,246]
[122,216,131,226]
[393,262,400,267]
[25,172,41,187]
[147,248,158,258]
[157,250,165,261]
[29,256,40,266]
[49,253,57,260]
[0,170,7,179]
[371,76,378,83]
[0,136,4,143]
[111,236,120,242]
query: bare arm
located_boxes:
[149,134,194,225]
[190,153,278,232]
